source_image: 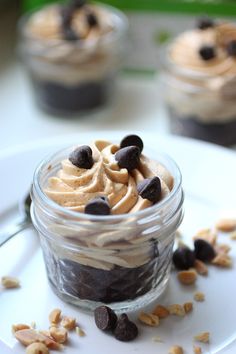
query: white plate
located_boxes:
[0,132,236,354]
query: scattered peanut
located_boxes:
[193,228,217,245]
[215,243,231,254]
[194,292,205,302]
[76,326,86,337]
[216,218,236,232]
[50,326,67,344]
[183,302,193,314]
[152,305,169,319]
[178,269,197,285]
[152,336,163,342]
[138,312,160,327]
[194,259,208,276]
[12,324,30,333]
[49,308,61,324]
[1,276,20,289]
[193,345,202,354]
[194,332,210,343]
[26,343,49,354]
[212,254,232,268]
[61,316,76,330]
[169,345,184,354]
[168,304,185,317]
[14,329,60,350]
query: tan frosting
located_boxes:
[166,22,236,122]
[45,140,173,215]
[26,4,114,42]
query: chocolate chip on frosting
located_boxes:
[137,177,161,203]
[86,12,99,27]
[69,145,93,169]
[120,135,144,153]
[113,314,138,342]
[94,306,117,331]
[115,146,140,171]
[85,196,110,215]
[198,45,216,60]
[227,40,236,57]
[197,17,215,30]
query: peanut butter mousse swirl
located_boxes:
[170,22,236,76]
[45,140,173,215]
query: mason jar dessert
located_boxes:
[19,0,127,115]
[31,135,183,312]
[161,17,236,146]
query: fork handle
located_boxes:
[0,220,31,247]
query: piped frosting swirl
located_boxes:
[45,140,173,215]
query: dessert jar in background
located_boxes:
[30,140,183,312]
[160,18,236,146]
[18,1,127,116]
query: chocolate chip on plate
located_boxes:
[94,306,117,331]
[85,196,110,216]
[227,40,236,57]
[197,17,215,30]
[69,145,93,169]
[137,177,161,203]
[114,314,138,342]
[87,12,98,27]
[115,146,140,171]
[120,135,144,153]
[173,247,196,270]
[194,239,216,262]
[199,45,216,60]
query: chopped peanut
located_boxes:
[138,312,160,327]
[194,292,205,302]
[26,343,49,354]
[168,304,185,317]
[212,254,232,268]
[193,346,202,354]
[152,305,169,319]
[194,259,208,276]
[193,228,217,245]
[61,316,76,330]
[49,308,61,324]
[1,276,20,289]
[194,332,210,343]
[49,326,67,344]
[216,218,236,232]
[12,324,30,333]
[183,302,193,313]
[169,345,184,354]
[14,329,61,349]
[76,326,86,337]
[178,269,197,285]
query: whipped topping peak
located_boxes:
[45,139,173,215]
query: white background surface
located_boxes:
[0,132,236,354]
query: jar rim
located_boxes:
[18,2,128,52]
[32,144,183,222]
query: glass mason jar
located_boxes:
[18,3,128,116]
[31,146,184,312]
[160,44,236,146]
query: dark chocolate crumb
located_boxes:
[115,146,140,171]
[94,306,117,331]
[194,239,216,262]
[85,197,110,216]
[137,177,161,203]
[120,135,144,153]
[114,314,138,342]
[173,247,196,270]
[197,17,215,30]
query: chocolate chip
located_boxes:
[70,0,86,10]
[120,135,144,153]
[69,146,93,169]
[199,45,216,60]
[173,247,196,270]
[85,197,110,216]
[94,306,117,331]
[227,40,236,57]
[197,17,215,30]
[194,239,216,262]
[115,146,140,171]
[114,314,138,342]
[86,12,98,27]
[137,177,161,203]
